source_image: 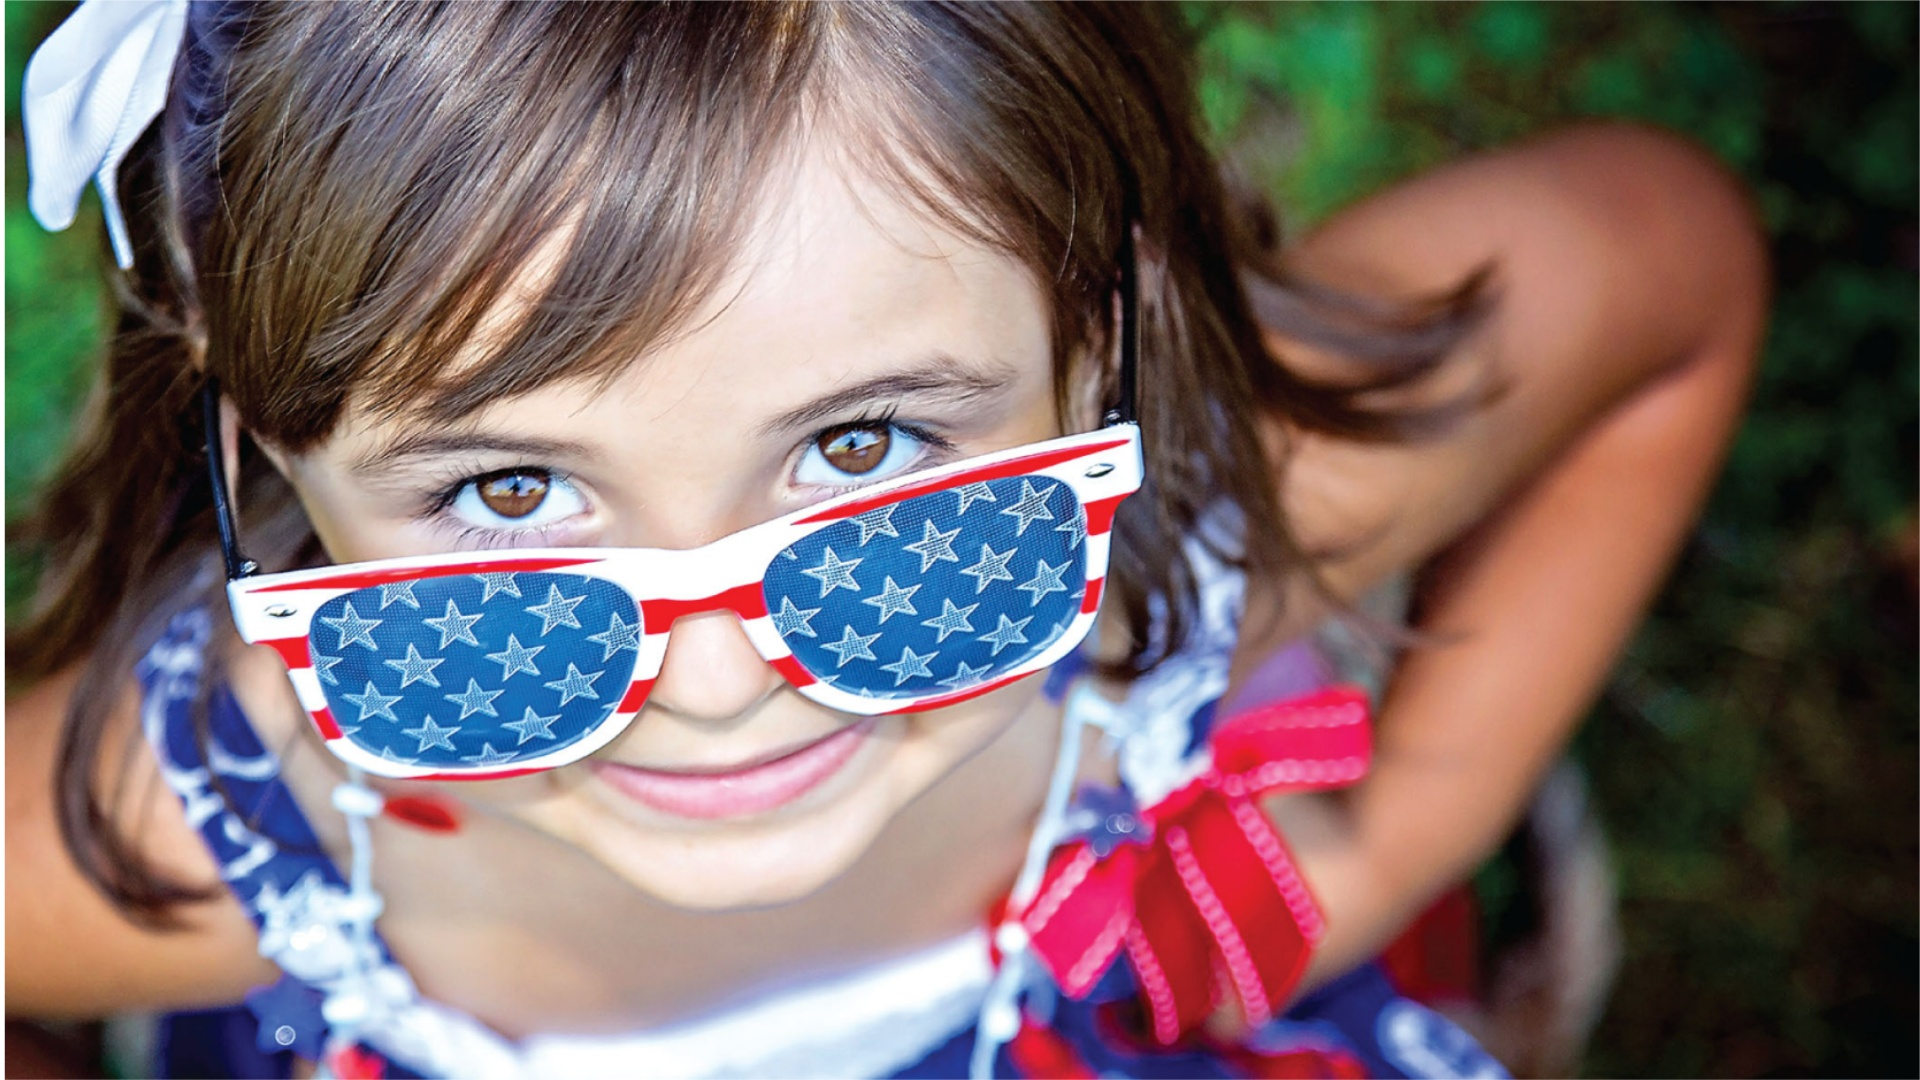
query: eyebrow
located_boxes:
[348,354,1019,473]
[349,431,598,475]
[754,354,1019,438]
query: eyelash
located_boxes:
[793,406,957,493]
[419,463,578,549]
[411,411,961,548]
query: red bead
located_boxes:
[381,794,461,833]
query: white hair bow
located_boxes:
[23,0,190,269]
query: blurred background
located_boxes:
[7,2,1915,1076]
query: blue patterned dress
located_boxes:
[135,566,1505,1079]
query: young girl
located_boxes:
[8,3,1765,1077]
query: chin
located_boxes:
[599,815,885,911]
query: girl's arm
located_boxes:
[6,668,277,1015]
[1252,123,1769,985]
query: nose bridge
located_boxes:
[638,582,791,722]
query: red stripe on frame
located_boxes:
[795,437,1131,524]
[617,679,656,712]
[252,556,603,593]
[312,708,343,740]
[769,654,819,688]
[416,766,548,782]
[260,636,311,672]
[881,671,1029,714]
[1083,494,1129,537]
[639,583,769,629]
[1080,577,1106,614]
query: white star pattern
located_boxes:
[422,600,482,649]
[444,678,505,720]
[999,480,1056,535]
[503,707,560,744]
[378,745,421,766]
[821,625,882,667]
[902,520,962,572]
[461,742,518,766]
[771,597,822,639]
[954,482,998,515]
[958,542,1017,593]
[544,663,603,706]
[1016,558,1072,606]
[402,716,460,753]
[526,584,588,636]
[878,645,936,686]
[978,613,1035,656]
[861,576,922,623]
[378,580,421,610]
[920,598,979,642]
[312,652,345,686]
[851,504,901,545]
[382,643,445,688]
[937,659,993,690]
[483,634,545,681]
[585,612,643,661]
[1055,513,1086,550]
[321,602,382,651]
[341,681,402,723]
[476,572,522,602]
[800,546,863,598]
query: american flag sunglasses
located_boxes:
[219,424,1142,780]
[210,232,1146,781]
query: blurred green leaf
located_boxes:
[1470,2,1549,72]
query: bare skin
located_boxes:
[7,123,1766,1052]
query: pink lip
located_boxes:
[592,720,877,820]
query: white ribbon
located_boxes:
[23,0,191,269]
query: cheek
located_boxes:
[885,675,1059,808]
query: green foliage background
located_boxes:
[6,2,1915,1075]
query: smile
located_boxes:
[590,720,879,820]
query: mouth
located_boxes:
[590,719,879,820]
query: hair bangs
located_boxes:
[210,3,828,447]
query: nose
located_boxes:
[644,606,785,724]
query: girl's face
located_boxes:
[263,145,1095,910]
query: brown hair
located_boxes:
[9,1,1485,922]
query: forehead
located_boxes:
[630,143,1051,415]
[336,141,1055,447]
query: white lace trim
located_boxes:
[357,932,991,1079]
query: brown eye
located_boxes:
[475,470,550,518]
[817,424,891,475]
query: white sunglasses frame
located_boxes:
[226,423,1142,780]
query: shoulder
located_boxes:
[1257,122,1766,608]
[6,662,277,1017]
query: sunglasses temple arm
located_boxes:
[203,378,258,580]
[1107,217,1140,428]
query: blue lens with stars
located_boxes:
[309,572,641,769]
[762,475,1088,699]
